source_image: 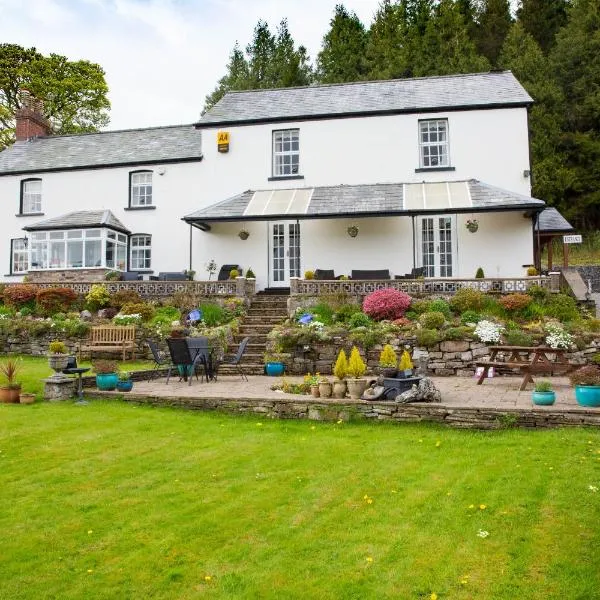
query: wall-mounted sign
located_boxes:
[217,130,230,153]
[563,234,582,244]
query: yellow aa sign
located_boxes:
[217,130,230,153]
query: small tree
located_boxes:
[333,349,348,380]
[378,344,397,368]
[347,346,366,378]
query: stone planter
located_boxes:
[318,381,332,398]
[19,393,36,405]
[310,385,320,398]
[332,379,347,399]
[48,353,70,377]
[347,378,367,400]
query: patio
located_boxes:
[89,374,600,429]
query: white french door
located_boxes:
[418,215,456,277]
[269,221,301,287]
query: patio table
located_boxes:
[186,337,216,382]
[475,345,573,391]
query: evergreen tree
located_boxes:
[516,0,569,54]
[246,20,277,88]
[475,0,513,66]
[550,0,600,227]
[203,43,249,111]
[271,19,312,88]
[416,0,489,76]
[499,23,568,210]
[366,0,411,80]
[316,4,369,83]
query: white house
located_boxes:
[0,72,554,290]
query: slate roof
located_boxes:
[0,125,202,176]
[198,71,532,127]
[536,207,574,233]
[23,210,130,234]
[183,180,545,225]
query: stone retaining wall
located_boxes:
[88,392,600,429]
[575,266,600,293]
[287,338,600,377]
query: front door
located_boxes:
[269,221,301,287]
[419,215,455,277]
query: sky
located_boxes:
[0,0,385,130]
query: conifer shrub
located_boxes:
[475,267,485,278]
[398,350,414,371]
[362,289,412,321]
[450,288,485,313]
[410,299,432,315]
[348,312,372,328]
[333,349,348,380]
[120,302,155,322]
[427,299,451,318]
[415,328,441,347]
[85,284,110,312]
[443,326,472,341]
[499,293,532,312]
[378,344,397,368]
[545,293,580,322]
[460,310,481,325]
[109,289,143,310]
[419,311,446,329]
[347,346,367,378]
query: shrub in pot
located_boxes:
[93,360,119,391]
[0,357,21,403]
[264,352,285,376]
[570,366,600,407]
[305,373,320,398]
[532,380,555,405]
[378,344,398,378]
[399,350,414,377]
[332,349,348,398]
[48,340,70,375]
[116,371,134,392]
[346,346,367,400]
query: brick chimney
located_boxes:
[15,90,51,141]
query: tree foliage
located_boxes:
[474,0,513,66]
[516,0,570,53]
[0,43,110,150]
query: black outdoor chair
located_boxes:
[165,338,204,386]
[351,269,391,280]
[147,340,173,378]
[218,337,250,381]
[150,272,188,281]
[122,271,143,281]
[217,264,242,281]
[314,269,336,280]
[411,267,426,278]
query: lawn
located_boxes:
[1,402,599,599]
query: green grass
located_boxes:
[3,354,154,397]
[1,402,599,599]
[542,231,600,267]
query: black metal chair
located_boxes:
[351,269,391,280]
[165,338,204,386]
[219,337,250,381]
[314,269,336,280]
[217,264,242,281]
[122,271,143,281]
[147,340,173,379]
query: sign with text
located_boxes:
[563,234,582,244]
[217,130,230,153]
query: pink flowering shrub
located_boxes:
[362,289,412,321]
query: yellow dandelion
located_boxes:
[366,556,373,563]
[363,494,369,500]
[337,419,343,424]
[367,498,373,504]
[204,575,212,581]
[435,441,441,447]
[87,569,93,573]
[87,530,93,534]
[468,504,475,509]
[479,504,487,510]
[430,593,438,600]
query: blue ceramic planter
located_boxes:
[575,385,600,407]
[532,391,555,406]
[265,362,285,376]
[96,373,118,391]
[116,380,133,392]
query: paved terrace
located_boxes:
[90,375,600,429]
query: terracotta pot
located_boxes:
[310,385,320,398]
[332,380,347,399]
[318,381,332,398]
[347,378,367,400]
[0,386,21,403]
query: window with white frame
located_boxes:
[20,179,42,214]
[419,119,450,168]
[11,238,28,274]
[130,234,151,270]
[28,228,127,270]
[272,129,300,177]
[130,171,153,207]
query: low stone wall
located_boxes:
[287,338,600,377]
[88,392,600,429]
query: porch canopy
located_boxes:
[183,180,545,230]
[534,206,575,269]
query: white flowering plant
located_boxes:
[474,320,503,343]
[545,322,574,349]
[113,313,142,325]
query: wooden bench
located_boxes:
[475,345,573,391]
[78,325,136,361]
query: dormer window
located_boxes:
[20,179,42,214]
[129,171,153,207]
[272,129,300,177]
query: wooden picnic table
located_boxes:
[475,345,573,391]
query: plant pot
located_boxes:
[575,385,600,407]
[0,386,21,403]
[19,393,36,405]
[116,380,133,392]
[238,231,249,240]
[96,373,118,391]
[265,362,285,376]
[332,380,347,399]
[347,378,367,400]
[318,381,332,398]
[381,368,398,378]
[48,353,70,376]
[310,385,320,398]
[532,391,555,406]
